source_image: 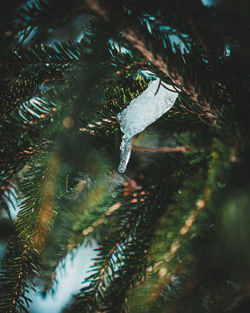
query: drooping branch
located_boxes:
[83,0,219,122]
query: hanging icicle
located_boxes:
[117,78,179,173]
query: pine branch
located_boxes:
[122,29,217,121]
[1,42,81,67]
[39,174,117,296]
[0,78,38,122]
[83,0,228,122]
[44,188,112,293]
[0,170,17,219]
[63,170,183,313]
[1,3,248,313]
[14,0,90,41]
[0,153,59,312]
[0,235,39,313]
[127,168,210,313]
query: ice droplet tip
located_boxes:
[118,163,126,173]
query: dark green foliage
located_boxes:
[0,234,39,313]
[0,1,250,313]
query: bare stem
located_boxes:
[131,145,189,153]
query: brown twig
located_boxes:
[131,145,189,153]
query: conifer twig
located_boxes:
[131,145,189,153]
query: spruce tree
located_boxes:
[0,0,250,312]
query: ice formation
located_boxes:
[117,78,179,173]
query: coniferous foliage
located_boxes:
[0,1,250,312]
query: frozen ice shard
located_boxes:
[118,135,132,173]
[117,78,179,173]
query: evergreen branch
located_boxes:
[0,3,248,313]
[123,29,216,120]
[0,142,53,170]
[1,100,57,145]
[0,235,39,313]
[0,41,79,123]
[40,200,121,296]
[0,169,15,203]
[0,78,38,122]
[1,42,81,66]
[64,180,172,312]
[38,168,115,296]
[104,60,146,83]
[18,97,57,124]
[17,153,60,249]
[147,198,206,305]
[84,0,222,121]
[15,0,90,39]
[128,168,211,313]
[0,153,60,312]
[0,171,17,219]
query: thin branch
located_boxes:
[9,243,30,313]
[131,145,189,153]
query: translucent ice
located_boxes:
[118,136,132,173]
[117,78,179,173]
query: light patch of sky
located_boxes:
[5,175,99,313]
[28,243,98,313]
[201,0,215,6]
